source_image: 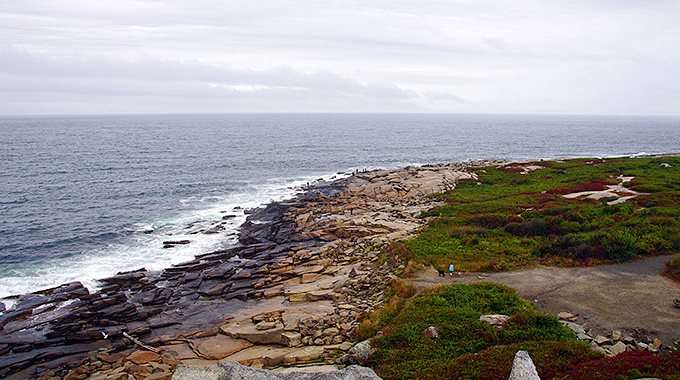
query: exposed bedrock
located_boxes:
[0,161,506,379]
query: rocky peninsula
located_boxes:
[0,160,504,379]
[1,158,678,380]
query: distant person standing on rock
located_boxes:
[449,263,454,277]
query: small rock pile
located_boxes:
[557,312,676,356]
[27,348,181,380]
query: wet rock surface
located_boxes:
[0,161,500,379]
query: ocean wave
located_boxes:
[0,170,346,299]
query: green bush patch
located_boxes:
[565,350,680,380]
[363,282,680,380]
[662,255,680,282]
[406,157,680,271]
[365,282,587,379]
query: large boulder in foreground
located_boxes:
[508,350,540,380]
[171,361,382,379]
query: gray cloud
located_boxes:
[0,1,679,115]
[0,47,435,114]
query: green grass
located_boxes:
[405,157,680,271]
[362,282,680,380]
[364,282,597,380]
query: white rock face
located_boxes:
[479,314,511,330]
[171,361,383,380]
[508,350,541,380]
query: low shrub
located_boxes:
[505,218,548,236]
[355,296,405,341]
[464,213,511,229]
[365,282,680,380]
[600,230,639,263]
[387,277,416,299]
[662,255,680,282]
[564,350,680,380]
[498,310,576,344]
[402,157,680,271]
[545,180,611,195]
[366,283,577,380]
[372,340,601,380]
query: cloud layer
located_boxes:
[1,1,679,115]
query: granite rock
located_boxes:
[171,361,382,380]
[508,350,540,380]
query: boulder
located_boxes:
[508,350,541,380]
[220,322,285,345]
[557,312,577,322]
[256,321,279,330]
[423,326,440,339]
[479,314,510,330]
[609,341,628,356]
[283,318,300,331]
[562,322,592,341]
[593,335,610,346]
[281,332,302,347]
[347,339,375,364]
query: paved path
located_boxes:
[408,254,680,345]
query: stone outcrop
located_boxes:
[171,361,382,380]
[508,351,540,380]
[423,326,440,339]
[557,311,671,356]
[480,314,511,330]
[4,159,678,379]
[0,160,514,379]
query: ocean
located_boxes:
[1,113,679,301]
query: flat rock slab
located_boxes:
[220,322,284,345]
[609,341,628,356]
[127,350,162,364]
[282,346,326,365]
[171,361,382,380]
[218,345,296,367]
[196,335,253,360]
[162,343,199,361]
[295,265,325,275]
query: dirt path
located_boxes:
[408,254,680,346]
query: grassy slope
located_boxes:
[361,282,680,380]
[361,157,680,379]
[403,156,680,273]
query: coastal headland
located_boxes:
[0,157,678,379]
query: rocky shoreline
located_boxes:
[0,160,504,380]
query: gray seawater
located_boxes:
[1,113,679,299]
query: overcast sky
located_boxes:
[1,1,679,115]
